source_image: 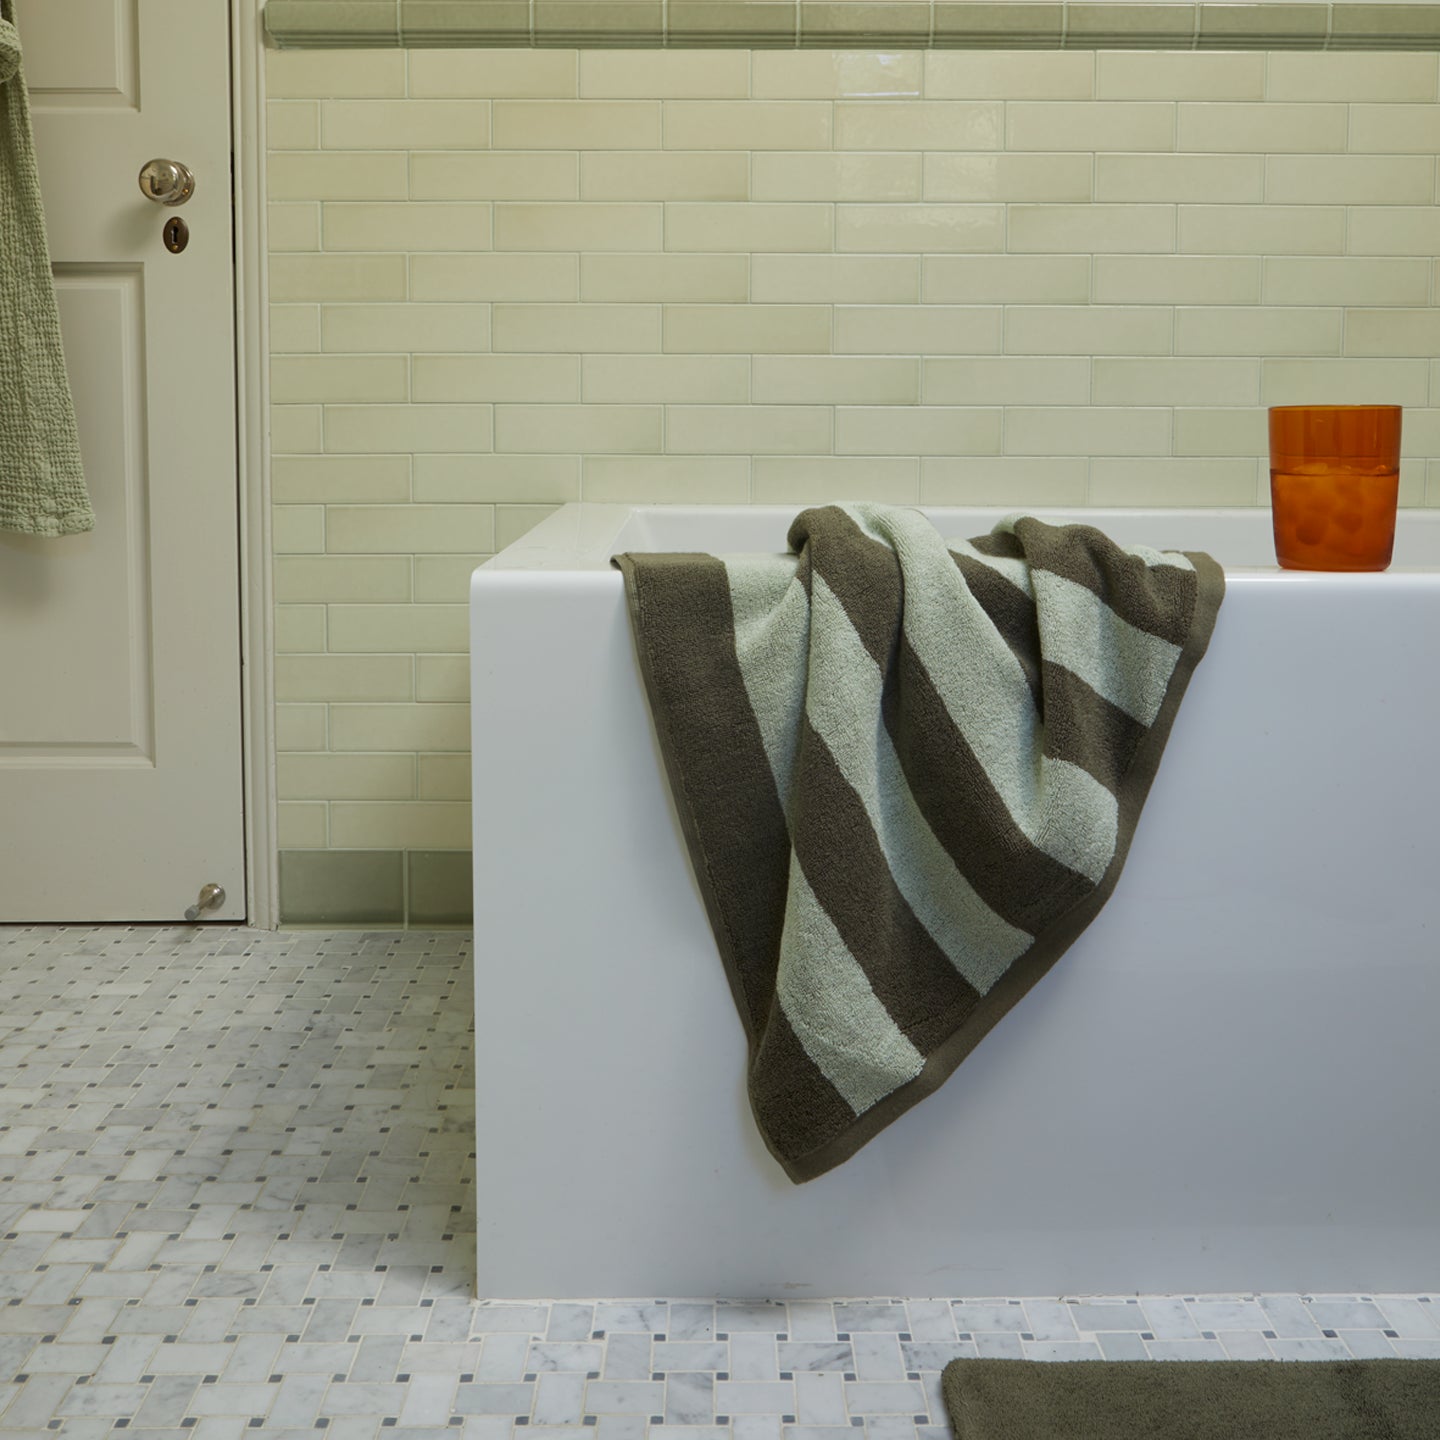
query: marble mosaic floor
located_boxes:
[1,925,1437,1440]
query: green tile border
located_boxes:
[1197,3,1332,49]
[267,0,401,46]
[278,849,474,927]
[279,849,405,926]
[266,0,1440,50]
[407,850,475,927]
[1332,2,1440,45]
[931,4,1064,47]
[402,3,533,46]
[665,5,806,48]
[1066,3,1199,47]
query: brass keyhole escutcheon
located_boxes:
[163,216,189,253]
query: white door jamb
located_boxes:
[232,0,277,928]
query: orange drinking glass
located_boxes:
[1268,405,1401,572]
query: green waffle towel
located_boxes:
[0,3,92,537]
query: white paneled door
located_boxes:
[0,0,244,921]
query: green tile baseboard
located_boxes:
[279,848,473,927]
[407,849,475,926]
[266,1,1440,51]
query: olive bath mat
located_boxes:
[941,1357,1440,1440]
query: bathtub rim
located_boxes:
[475,502,1440,578]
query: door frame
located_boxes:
[234,0,277,926]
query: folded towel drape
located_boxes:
[0,3,92,537]
[615,504,1224,1181]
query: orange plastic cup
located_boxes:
[1268,405,1401,572]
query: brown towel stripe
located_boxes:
[1039,661,1151,797]
[951,550,1044,711]
[612,552,788,1043]
[794,507,900,670]
[886,635,1092,935]
[967,530,1026,562]
[790,719,982,1052]
[805,510,1097,924]
[615,504,1224,1183]
[809,513,1110,946]
[1018,518,1201,647]
[749,1005,867,1165]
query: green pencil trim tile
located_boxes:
[798,3,933,45]
[932,4,1065,48]
[1064,3,1197,48]
[532,1,666,46]
[667,1,800,44]
[1196,4,1331,50]
[265,0,401,46]
[266,2,1440,51]
[400,1,532,46]
[1332,4,1440,47]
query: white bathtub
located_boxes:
[470,504,1440,1300]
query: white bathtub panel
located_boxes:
[472,543,1440,1299]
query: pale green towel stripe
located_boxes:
[776,860,926,1117]
[985,515,1198,575]
[1032,569,1183,727]
[728,551,1030,992]
[725,555,808,807]
[850,505,1117,886]
[946,536,1034,599]
[808,573,1032,994]
[1127,543,1196,573]
[1035,755,1120,884]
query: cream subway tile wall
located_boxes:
[266,45,1440,921]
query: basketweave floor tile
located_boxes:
[1,925,1437,1437]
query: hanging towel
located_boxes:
[0,3,92,536]
[614,505,1225,1182]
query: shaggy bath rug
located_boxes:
[941,1357,1440,1439]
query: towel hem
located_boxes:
[0,502,95,537]
[613,551,771,1041]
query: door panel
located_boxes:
[5,271,152,758]
[20,0,138,103]
[0,0,244,921]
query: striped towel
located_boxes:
[614,504,1225,1182]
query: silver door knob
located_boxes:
[138,158,195,206]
